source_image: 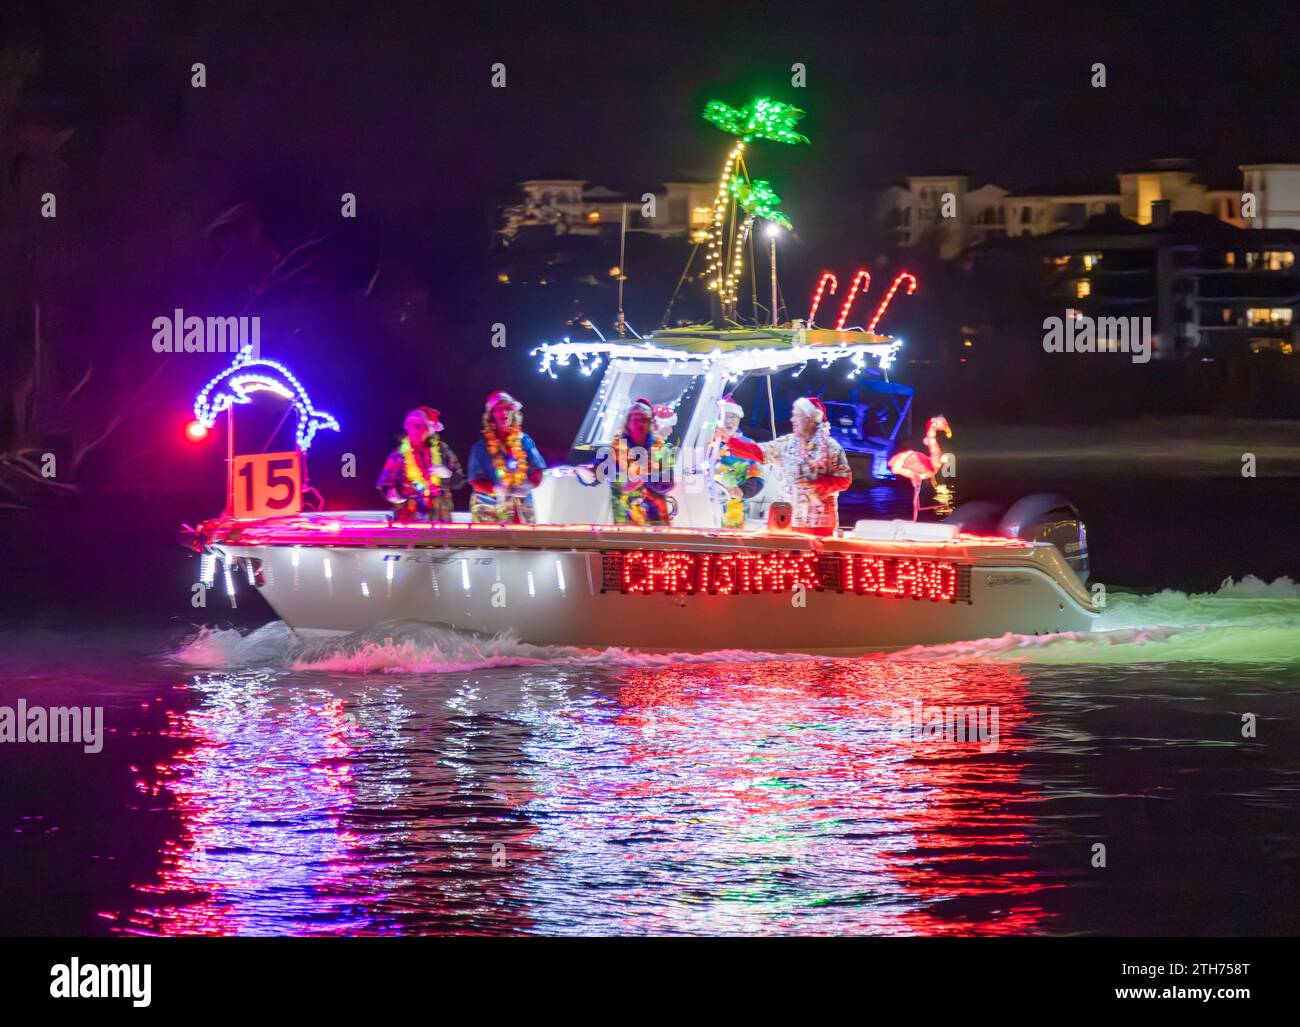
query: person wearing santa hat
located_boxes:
[709,394,765,529]
[467,390,547,524]
[726,396,851,535]
[376,406,466,523]
[605,396,676,525]
[651,403,678,441]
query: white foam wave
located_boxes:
[169,621,814,675]
[169,576,1300,673]
[892,575,1300,664]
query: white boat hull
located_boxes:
[198,513,1098,654]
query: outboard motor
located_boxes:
[998,494,1090,582]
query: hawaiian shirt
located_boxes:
[710,430,765,528]
[754,432,851,531]
[375,435,465,521]
[607,434,676,526]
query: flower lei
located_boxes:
[401,436,442,497]
[798,422,830,475]
[483,420,528,488]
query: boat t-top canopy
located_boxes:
[531,325,906,528]
[532,325,902,377]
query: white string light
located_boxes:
[530,332,901,377]
[192,345,341,450]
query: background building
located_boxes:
[970,209,1300,360]
[498,178,715,245]
[877,159,1293,256]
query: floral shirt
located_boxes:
[376,435,465,521]
[709,430,765,528]
[606,434,676,526]
[731,431,851,532]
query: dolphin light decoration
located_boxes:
[191,345,341,451]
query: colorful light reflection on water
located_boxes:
[517,659,1042,935]
[105,657,1056,936]
[4,627,1297,937]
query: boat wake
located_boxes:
[169,575,1300,673]
[169,620,816,675]
[891,575,1300,664]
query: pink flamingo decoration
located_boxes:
[833,269,871,330]
[866,271,918,333]
[887,415,952,521]
[806,272,837,326]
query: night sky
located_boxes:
[13,2,1300,258]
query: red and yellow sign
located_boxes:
[231,451,302,520]
[608,550,966,603]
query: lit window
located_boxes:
[1082,252,1101,271]
[690,206,712,227]
[1245,308,1293,326]
[1245,251,1296,270]
[586,210,600,223]
[1075,279,1092,299]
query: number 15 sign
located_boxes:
[232,451,303,519]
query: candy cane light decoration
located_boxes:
[833,269,871,331]
[866,271,918,333]
[807,272,837,326]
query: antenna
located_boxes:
[617,202,627,338]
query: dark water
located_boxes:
[2,463,1299,936]
[2,627,1297,937]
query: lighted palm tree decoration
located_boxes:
[730,178,792,236]
[702,97,808,321]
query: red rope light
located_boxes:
[866,271,918,332]
[807,271,838,326]
[833,269,871,330]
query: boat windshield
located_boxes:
[568,360,704,460]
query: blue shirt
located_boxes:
[467,432,546,484]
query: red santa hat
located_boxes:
[627,396,655,417]
[651,403,677,428]
[405,408,438,435]
[417,406,444,432]
[485,390,522,413]
[792,396,827,423]
[718,394,744,418]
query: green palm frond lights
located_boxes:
[728,178,793,230]
[702,97,809,145]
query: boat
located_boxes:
[185,325,1098,653]
[183,94,1096,652]
[192,513,1095,653]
